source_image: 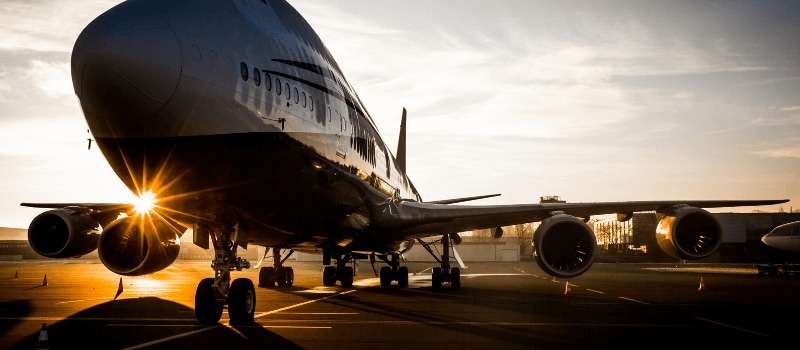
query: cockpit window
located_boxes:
[773,224,800,237]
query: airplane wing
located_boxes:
[372,198,788,279]
[381,199,788,236]
[21,203,132,210]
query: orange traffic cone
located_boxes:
[564,280,571,294]
[698,276,705,291]
[14,270,18,279]
[36,323,49,350]
[114,277,123,300]
[41,274,48,287]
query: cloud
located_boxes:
[0,0,122,52]
[751,147,800,159]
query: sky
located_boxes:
[0,0,798,228]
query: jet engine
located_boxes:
[27,209,101,258]
[98,215,181,276]
[655,205,722,260]
[533,213,597,279]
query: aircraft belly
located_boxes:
[94,131,366,241]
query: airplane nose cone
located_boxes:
[72,4,180,131]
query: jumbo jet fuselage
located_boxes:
[73,0,418,252]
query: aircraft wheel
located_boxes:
[195,278,223,325]
[432,267,442,289]
[259,267,276,288]
[379,266,392,286]
[285,267,294,286]
[340,266,354,287]
[397,266,409,287]
[277,267,294,287]
[450,267,461,289]
[323,266,337,286]
[228,278,256,324]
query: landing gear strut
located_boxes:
[378,253,409,287]
[417,233,461,289]
[322,252,355,287]
[258,248,295,288]
[194,225,253,325]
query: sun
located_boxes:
[132,190,158,215]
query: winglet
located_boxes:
[396,108,407,173]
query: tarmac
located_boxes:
[1,260,798,349]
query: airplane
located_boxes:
[21,0,788,325]
[762,221,800,254]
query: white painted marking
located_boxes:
[618,296,649,305]
[692,317,772,337]
[55,296,112,304]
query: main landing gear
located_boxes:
[417,233,461,289]
[258,248,295,288]
[322,251,356,287]
[377,253,409,287]
[194,225,253,325]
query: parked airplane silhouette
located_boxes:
[22,0,787,324]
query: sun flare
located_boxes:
[132,190,158,215]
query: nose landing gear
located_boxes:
[194,225,253,325]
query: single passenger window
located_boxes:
[302,92,307,108]
[276,78,281,95]
[263,71,271,91]
[252,68,261,86]
[309,96,314,111]
[240,62,248,81]
[294,87,299,104]
[286,83,291,100]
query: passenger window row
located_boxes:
[240,62,314,112]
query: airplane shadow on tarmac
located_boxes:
[9,297,304,350]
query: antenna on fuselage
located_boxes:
[396,108,407,173]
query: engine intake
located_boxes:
[28,209,100,258]
[533,213,597,279]
[98,215,181,276]
[656,206,722,260]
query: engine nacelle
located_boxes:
[656,206,722,260]
[28,209,100,258]
[98,216,181,276]
[533,213,597,279]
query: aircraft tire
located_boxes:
[277,267,293,287]
[450,267,461,289]
[432,267,442,289]
[323,266,337,286]
[340,266,354,287]
[379,266,392,286]
[259,267,276,288]
[195,278,223,325]
[397,266,409,287]
[228,278,256,324]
